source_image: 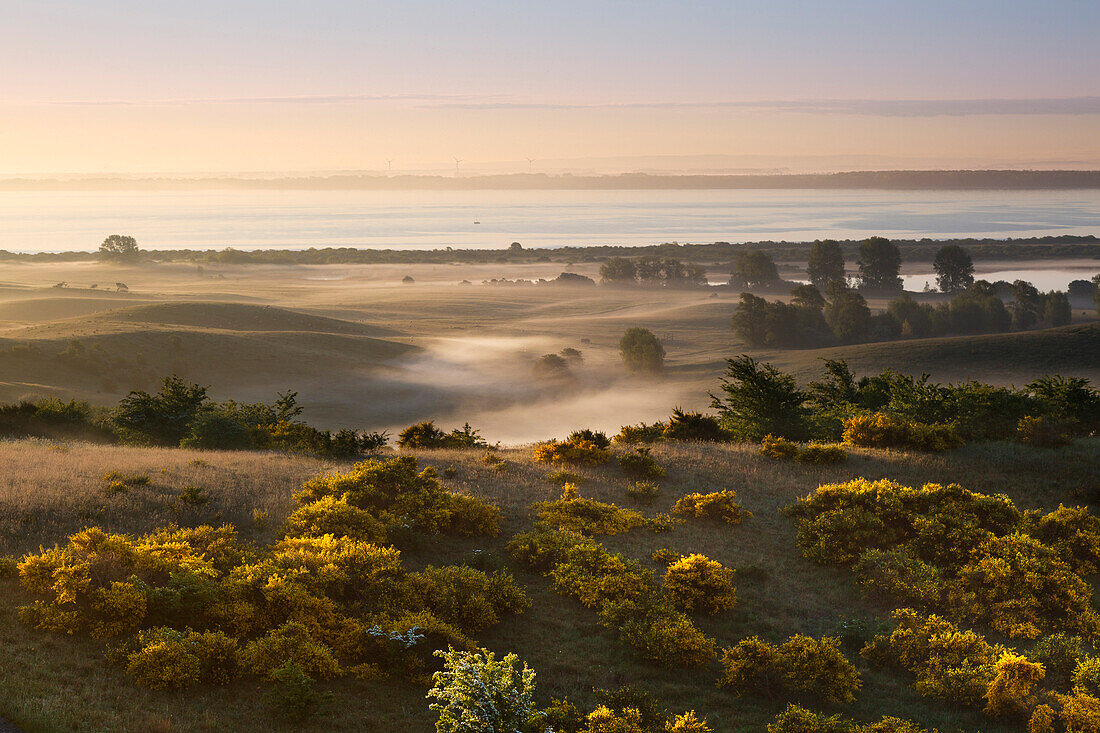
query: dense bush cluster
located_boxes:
[534,432,612,465]
[767,705,935,733]
[0,377,389,457]
[760,435,848,463]
[615,408,729,444]
[733,272,1076,350]
[396,421,487,449]
[712,356,1099,447]
[718,634,862,704]
[506,529,719,669]
[788,479,1100,639]
[17,456,519,694]
[671,490,751,526]
[533,485,650,535]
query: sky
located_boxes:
[2,0,1099,175]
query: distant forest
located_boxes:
[2,169,1100,191]
[3,235,1098,265]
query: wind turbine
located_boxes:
[526,157,535,173]
[386,159,393,173]
[453,157,464,176]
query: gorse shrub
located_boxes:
[760,434,799,460]
[786,478,1099,638]
[263,662,333,723]
[718,635,862,704]
[618,447,666,481]
[767,705,935,733]
[505,528,587,573]
[662,554,737,614]
[546,469,584,486]
[291,456,500,541]
[534,437,612,465]
[406,566,529,632]
[984,651,1045,717]
[1029,633,1087,688]
[862,609,1003,706]
[600,593,717,668]
[124,627,239,689]
[671,490,750,526]
[842,413,961,452]
[1016,415,1074,448]
[797,443,848,464]
[239,621,341,680]
[626,481,660,504]
[1073,656,1100,697]
[533,485,649,535]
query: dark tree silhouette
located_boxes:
[857,237,902,291]
[806,240,845,289]
[98,234,141,263]
[932,245,974,292]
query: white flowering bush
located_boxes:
[427,647,544,733]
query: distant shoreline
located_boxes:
[2,170,1100,191]
[3,235,1097,263]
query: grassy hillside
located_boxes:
[0,437,1096,732]
[759,322,1100,384]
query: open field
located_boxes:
[0,259,1097,443]
[0,436,1098,732]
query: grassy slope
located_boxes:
[0,437,1097,732]
[756,322,1100,384]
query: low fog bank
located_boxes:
[297,334,707,446]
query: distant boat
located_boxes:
[474,219,481,224]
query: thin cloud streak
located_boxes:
[429,96,1100,116]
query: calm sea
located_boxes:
[1,188,1098,254]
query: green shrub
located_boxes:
[661,409,728,442]
[550,543,653,609]
[671,490,750,525]
[441,493,502,536]
[614,422,666,445]
[568,429,612,449]
[600,594,717,668]
[760,434,799,460]
[1016,415,1074,448]
[124,627,239,689]
[662,554,736,614]
[263,662,333,723]
[719,635,862,704]
[861,609,1002,706]
[626,481,660,504]
[1074,656,1100,697]
[842,413,961,452]
[534,485,648,535]
[283,494,387,542]
[534,438,611,465]
[618,447,666,481]
[546,469,584,486]
[505,529,587,573]
[406,565,529,632]
[797,443,848,464]
[767,705,857,733]
[0,555,18,578]
[239,621,341,680]
[1030,633,1087,688]
[397,421,487,449]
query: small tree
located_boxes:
[426,648,541,733]
[824,283,872,343]
[807,240,845,289]
[113,375,209,446]
[620,328,665,375]
[98,234,141,263]
[710,355,808,441]
[857,236,902,291]
[932,245,974,293]
[732,251,780,288]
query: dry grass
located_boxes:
[1,437,1096,731]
